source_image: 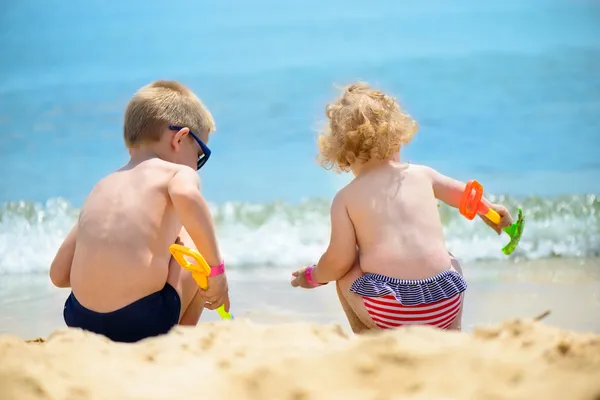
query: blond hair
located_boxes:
[123,80,215,147]
[317,82,418,172]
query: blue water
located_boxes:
[1,0,599,273]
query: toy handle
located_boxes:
[191,272,209,290]
[459,180,483,220]
[169,244,234,320]
[480,205,501,225]
[460,180,501,225]
[169,244,210,289]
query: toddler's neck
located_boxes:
[352,156,399,177]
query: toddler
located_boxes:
[291,82,513,333]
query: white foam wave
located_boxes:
[0,196,598,275]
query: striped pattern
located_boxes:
[350,270,467,306]
[363,293,462,329]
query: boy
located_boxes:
[50,80,229,343]
[291,82,513,333]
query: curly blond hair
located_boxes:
[317,82,418,172]
[123,80,215,148]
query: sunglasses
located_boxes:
[169,125,211,170]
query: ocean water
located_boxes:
[1,0,599,274]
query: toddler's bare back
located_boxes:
[345,163,451,279]
[70,159,186,312]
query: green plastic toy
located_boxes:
[500,208,525,255]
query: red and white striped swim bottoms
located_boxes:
[362,293,463,329]
[350,269,467,330]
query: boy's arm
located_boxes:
[293,191,357,286]
[49,223,78,288]
[168,167,229,310]
[168,167,221,266]
[422,165,513,233]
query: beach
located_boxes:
[1,258,599,399]
[1,307,600,399]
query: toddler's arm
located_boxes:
[168,167,229,310]
[421,165,471,209]
[291,190,357,288]
[422,165,514,234]
[49,223,78,288]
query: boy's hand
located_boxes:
[200,274,230,312]
[480,203,514,235]
[290,267,318,289]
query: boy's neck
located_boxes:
[128,145,160,166]
[352,155,400,177]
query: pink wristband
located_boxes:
[208,261,225,277]
[305,265,325,287]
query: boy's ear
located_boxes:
[170,127,190,151]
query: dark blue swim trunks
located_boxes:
[63,283,181,343]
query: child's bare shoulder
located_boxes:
[103,159,197,197]
[339,179,360,196]
[140,158,197,183]
[334,180,362,209]
[405,163,437,181]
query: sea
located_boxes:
[1,0,599,275]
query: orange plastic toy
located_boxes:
[459,180,501,225]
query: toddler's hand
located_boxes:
[290,267,318,289]
[480,203,514,235]
[200,274,230,312]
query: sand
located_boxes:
[1,318,599,400]
[1,258,600,399]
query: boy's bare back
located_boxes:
[71,159,187,312]
[342,162,450,280]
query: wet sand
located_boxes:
[1,258,599,340]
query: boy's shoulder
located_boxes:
[114,158,195,181]
[94,159,196,194]
[84,159,197,207]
